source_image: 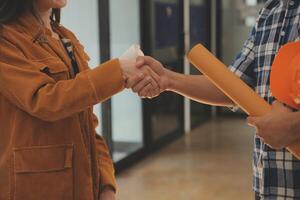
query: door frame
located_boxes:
[98,0,114,156]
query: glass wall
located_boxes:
[221,0,265,66]
[60,0,212,170]
[219,0,265,114]
[109,0,144,162]
[141,0,184,142]
[189,0,211,127]
[61,0,102,133]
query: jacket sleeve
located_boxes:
[95,133,117,193]
[92,113,117,193]
[0,38,125,122]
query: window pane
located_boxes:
[145,0,183,140]
[110,0,143,162]
[190,0,211,127]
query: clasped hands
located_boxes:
[120,56,169,98]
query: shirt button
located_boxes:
[281,31,286,36]
[290,1,295,6]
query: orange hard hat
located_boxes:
[270,42,300,110]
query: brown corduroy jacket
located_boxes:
[0,14,125,200]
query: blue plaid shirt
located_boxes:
[229,0,300,199]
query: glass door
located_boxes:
[141,0,184,144]
[109,0,144,162]
[219,0,265,114]
[189,0,212,128]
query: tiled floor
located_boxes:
[116,116,255,200]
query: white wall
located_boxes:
[222,0,253,65]
[222,0,263,65]
[110,0,143,143]
[61,0,102,133]
[61,0,100,67]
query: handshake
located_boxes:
[119,45,170,99]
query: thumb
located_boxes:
[136,56,145,68]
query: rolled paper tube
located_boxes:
[187,44,271,116]
[187,44,300,160]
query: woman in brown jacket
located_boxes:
[0,0,161,200]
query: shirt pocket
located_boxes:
[34,57,70,82]
[12,144,74,200]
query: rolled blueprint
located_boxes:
[119,44,144,60]
[187,44,271,116]
[187,44,300,160]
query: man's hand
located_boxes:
[247,101,297,149]
[99,188,116,200]
[133,56,170,98]
[119,59,160,98]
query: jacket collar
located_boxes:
[15,12,56,43]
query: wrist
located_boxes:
[165,69,180,91]
[118,59,127,75]
[163,68,172,90]
[118,59,135,85]
[290,111,300,140]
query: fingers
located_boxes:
[136,56,164,76]
[147,72,159,89]
[132,76,153,93]
[153,86,161,97]
[126,72,144,88]
[126,57,163,98]
[139,83,154,98]
[136,56,155,69]
[145,66,161,84]
[131,73,160,99]
[139,82,161,99]
[131,66,159,92]
[132,75,161,99]
[136,57,145,68]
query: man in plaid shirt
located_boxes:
[129,0,300,199]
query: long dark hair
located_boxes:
[0,0,61,27]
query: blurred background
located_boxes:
[61,0,267,199]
